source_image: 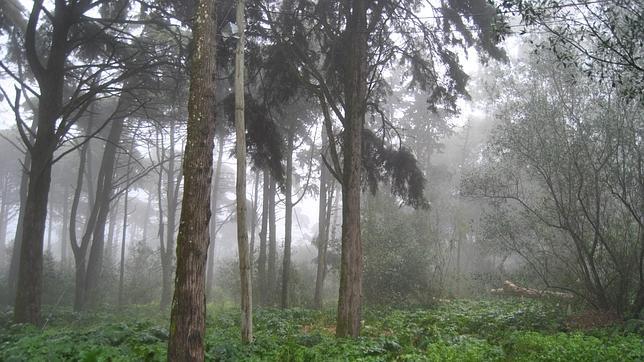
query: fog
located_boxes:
[0,0,642,359]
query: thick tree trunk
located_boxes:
[7,149,30,300]
[336,0,367,338]
[235,0,253,343]
[267,177,277,305]
[257,170,269,306]
[14,70,61,322]
[167,0,217,358]
[206,135,224,301]
[14,106,56,324]
[281,129,294,309]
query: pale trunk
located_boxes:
[206,135,224,300]
[235,0,253,343]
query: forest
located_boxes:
[0,0,642,361]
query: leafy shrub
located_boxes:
[1,299,641,361]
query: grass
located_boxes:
[0,299,641,361]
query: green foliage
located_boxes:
[1,299,641,361]
[362,192,435,305]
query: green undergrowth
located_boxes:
[0,299,641,361]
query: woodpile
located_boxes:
[491,280,574,300]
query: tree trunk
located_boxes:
[250,170,259,271]
[257,170,269,306]
[15,106,57,324]
[234,0,253,343]
[167,0,217,358]
[156,129,167,307]
[69,140,90,311]
[336,0,367,338]
[161,119,179,310]
[281,128,294,309]
[0,175,9,257]
[84,112,126,308]
[314,132,330,309]
[206,134,224,301]
[118,183,129,306]
[267,176,277,305]
[118,134,135,306]
[142,193,152,243]
[60,185,69,267]
[47,196,53,252]
[105,199,118,264]
[7,147,30,301]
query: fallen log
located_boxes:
[491,280,574,300]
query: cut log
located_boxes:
[491,280,573,300]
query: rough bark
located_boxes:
[206,135,224,301]
[167,0,217,358]
[281,128,294,309]
[235,0,253,343]
[336,0,367,338]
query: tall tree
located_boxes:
[167,0,217,359]
[257,170,269,305]
[206,133,225,301]
[336,0,368,338]
[267,176,277,305]
[314,129,332,308]
[234,0,253,343]
[280,126,294,309]
[7,0,155,323]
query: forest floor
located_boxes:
[0,298,642,361]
